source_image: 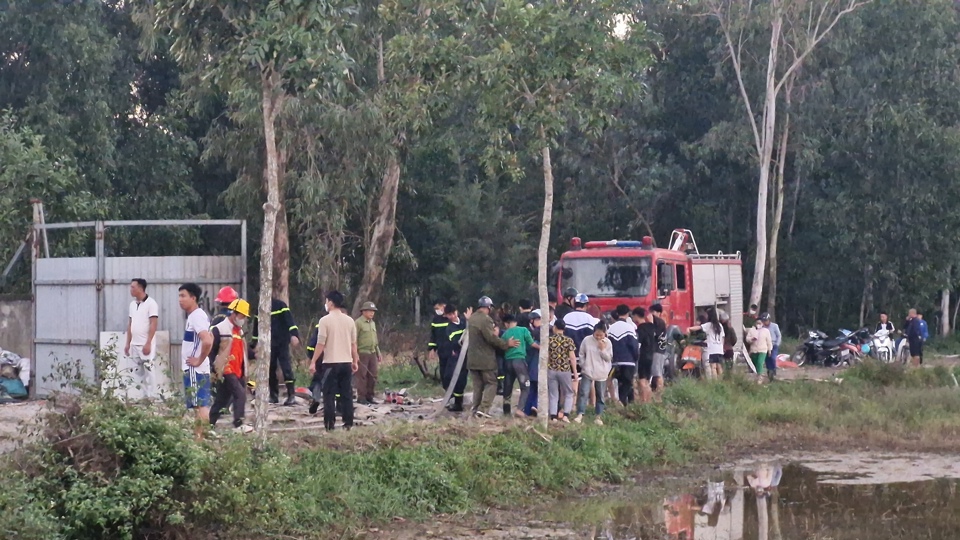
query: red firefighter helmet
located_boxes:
[215,286,238,305]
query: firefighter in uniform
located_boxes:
[251,298,301,405]
[438,303,471,412]
[428,299,450,380]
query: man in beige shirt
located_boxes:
[309,291,359,430]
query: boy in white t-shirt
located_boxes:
[179,283,213,438]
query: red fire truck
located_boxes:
[556,229,744,343]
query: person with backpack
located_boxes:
[209,299,253,433]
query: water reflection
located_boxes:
[566,460,960,539]
[657,463,779,540]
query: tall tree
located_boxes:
[0,0,202,254]
[702,0,868,308]
[0,114,88,286]
[397,0,652,426]
[147,0,353,439]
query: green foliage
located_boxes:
[9,366,960,537]
[843,361,958,389]
[3,394,293,540]
[0,114,86,287]
[5,0,960,333]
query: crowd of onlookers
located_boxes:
[430,291,788,423]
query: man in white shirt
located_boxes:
[124,278,159,362]
[179,283,213,438]
[123,278,160,397]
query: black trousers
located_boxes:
[614,365,636,406]
[320,363,354,429]
[502,361,530,411]
[438,354,448,387]
[441,353,468,397]
[269,347,295,397]
[210,374,246,428]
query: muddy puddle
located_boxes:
[373,452,960,540]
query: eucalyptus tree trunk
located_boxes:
[942,266,952,336]
[859,265,873,328]
[765,110,789,320]
[749,10,782,309]
[709,0,867,308]
[942,288,951,337]
[273,147,290,304]
[538,133,553,430]
[352,152,401,315]
[351,35,401,315]
[254,69,283,442]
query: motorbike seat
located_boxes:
[822,337,846,348]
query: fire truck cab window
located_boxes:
[561,257,652,297]
[676,264,687,290]
[657,262,675,296]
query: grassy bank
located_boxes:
[5,362,960,539]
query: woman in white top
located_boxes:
[688,307,725,379]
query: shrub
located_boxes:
[2,395,293,540]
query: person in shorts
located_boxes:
[634,307,657,403]
[649,304,668,394]
[179,283,213,438]
[687,306,725,379]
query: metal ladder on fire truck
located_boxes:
[668,229,755,376]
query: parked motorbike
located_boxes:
[791,328,862,367]
[868,328,894,363]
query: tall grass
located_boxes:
[6,363,960,539]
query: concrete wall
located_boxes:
[0,297,32,358]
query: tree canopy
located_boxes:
[3,0,960,335]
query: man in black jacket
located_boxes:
[438,304,471,412]
[251,298,301,405]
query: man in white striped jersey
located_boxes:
[179,283,213,439]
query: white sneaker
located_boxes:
[594,417,604,426]
[474,411,492,419]
[234,424,254,434]
[573,414,583,424]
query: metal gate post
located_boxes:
[29,209,40,399]
[240,220,248,301]
[95,221,106,382]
